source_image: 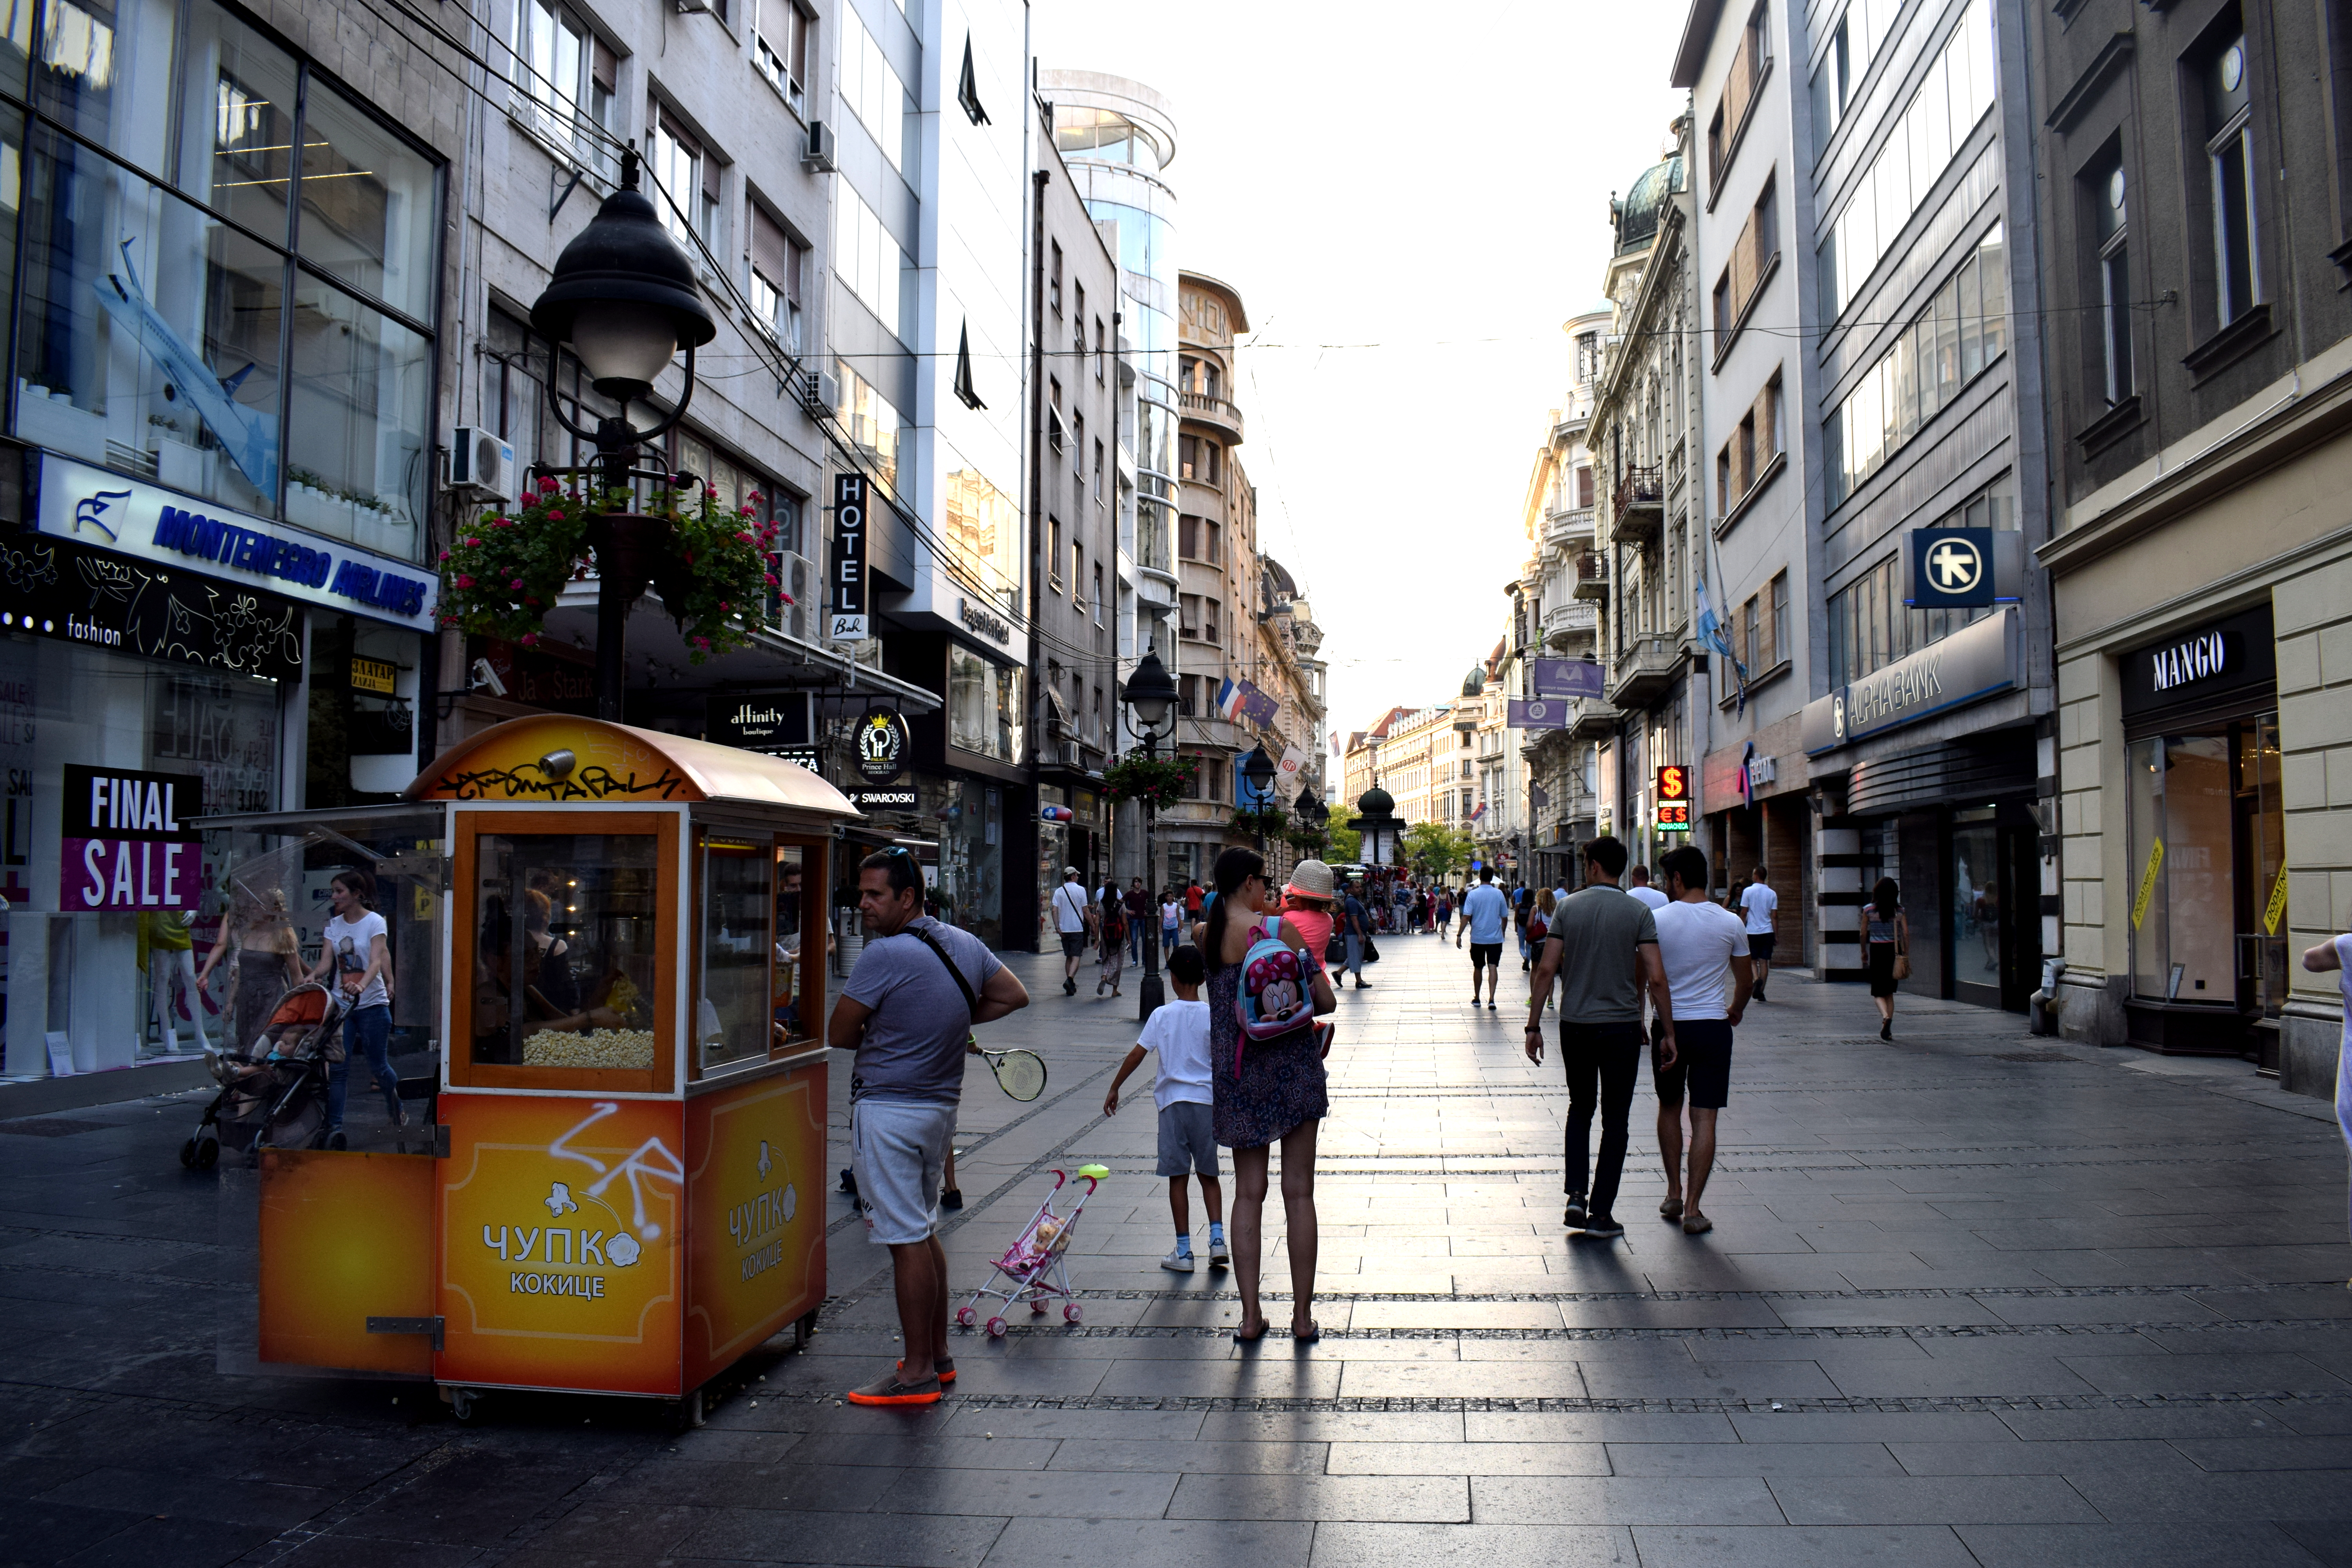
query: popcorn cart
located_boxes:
[236,715,855,1419]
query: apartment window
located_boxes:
[1181,751,1203,798]
[1179,593,1200,639]
[2088,149,2132,405]
[1575,465,1594,507]
[1179,515,1200,559]
[1769,570,1788,666]
[649,112,720,254]
[1072,412,1085,478]
[1092,562,1104,626]
[1050,242,1063,314]
[1714,178,1778,356]
[1717,373,1784,512]
[1740,594,1760,673]
[753,0,809,113]
[1179,435,1221,484]
[1708,1,1771,184]
[1094,438,1105,501]
[1093,686,1105,744]
[748,204,806,355]
[1178,674,1200,716]
[1095,316,1107,379]
[1071,541,1083,603]
[1205,520,1222,564]
[2200,21,2260,328]
[1073,283,1086,352]
[1204,598,1221,647]
[515,0,619,176]
[1049,517,1063,588]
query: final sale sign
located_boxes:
[60,764,203,911]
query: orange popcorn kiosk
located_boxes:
[236,715,855,1420]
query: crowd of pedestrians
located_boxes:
[831,835,2120,1405]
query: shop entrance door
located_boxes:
[2232,718,2288,1067]
[1949,813,2041,1013]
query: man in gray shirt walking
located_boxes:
[1524,836,1675,1240]
[830,848,1029,1404]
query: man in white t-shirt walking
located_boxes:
[1651,846,1751,1236]
[2299,932,2352,1268]
[1626,864,1670,912]
[1051,867,1093,997]
[1458,866,1511,1010]
[1739,866,1780,1002]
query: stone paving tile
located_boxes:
[1768,1473,2104,1524]
[1470,1474,1784,1524]
[1165,1472,1471,1522]
[1626,1523,1981,1566]
[1306,1521,1638,1566]
[1603,1440,1905,1476]
[1953,1521,2332,1566]
[1322,1439,1610,1475]
[982,1517,1314,1567]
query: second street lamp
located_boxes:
[1120,645,1179,1021]
[1240,743,1277,860]
[529,148,719,722]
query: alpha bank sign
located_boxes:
[1803,607,2019,755]
[33,453,441,633]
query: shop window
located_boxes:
[947,644,1023,762]
[697,833,770,1074]
[2127,722,2284,1011]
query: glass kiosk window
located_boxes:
[472,832,660,1069]
[698,837,771,1072]
[773,842,822,1049]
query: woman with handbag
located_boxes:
[1198,846,1336,1342]
[1863,877,1909,1041]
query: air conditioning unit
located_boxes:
[793,368,838,419]
[777,551,817,641]
[802,121,836,172]
[446,425,516,503]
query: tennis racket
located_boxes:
[982,1047,1047,1101]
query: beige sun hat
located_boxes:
[1284,859,1337,900]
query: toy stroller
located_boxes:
[180,981,348,1169]
[955,1165,1108,1336]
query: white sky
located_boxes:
[1031,0,1691,762]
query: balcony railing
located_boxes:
[1572,551,1608,602]
[1543,600,1599,646]
[1607,633,1683,710]
[1179,391,1244,439]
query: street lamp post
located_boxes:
[1240,743,1277,862]
[528,149,719,722]
[1120,645,1178,1022]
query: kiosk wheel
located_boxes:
[448,1387,482,1424]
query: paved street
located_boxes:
[3,932,2350,1566]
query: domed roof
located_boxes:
[1460,664,1488,698]
[1356,786,1396,817]
[1613,153,1686,256]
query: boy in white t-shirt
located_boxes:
[1739,867,1780,1002]
[1104,944,1227,1272]
[2299,933,2352,1270]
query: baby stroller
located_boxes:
[180,982,347,1169]
[955,1165,1107,1336]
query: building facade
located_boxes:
[1592,127,1705,881]
[2029,0,2352,1094]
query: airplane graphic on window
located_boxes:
[91,239,279,500]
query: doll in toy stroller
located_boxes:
[180,981,348,1169]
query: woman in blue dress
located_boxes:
[1195,847,1337,1342]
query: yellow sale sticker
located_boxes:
[2131,839,2163,931]
[2263,866,2290,936]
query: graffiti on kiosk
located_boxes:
[477,1101,685,1297]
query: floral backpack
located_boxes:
[1232,915,1313,1074]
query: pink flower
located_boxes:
[465,537,483,548]
[538,475,560,493]
[739,505,756,518]
[455,575,475,588]
[439,551,452,562]
[735,531,756,545]
[778,591,793,604]
[748,490,764,503]
[508,578,524,590]
[719,601,730,612]
[520,632,538,646]
[704,486,717,499]
[763,573,779,586]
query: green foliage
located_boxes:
[439,476,780,661]
[1102,753,1192,810]
[1283,824,1328,855]
[1322,820,1362,864]
[1228,804,1289,839]
[1401,821,1479,876]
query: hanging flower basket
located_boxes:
[1102,753,1192,811]
[438,476,785,661]
[1228,804,1289,839]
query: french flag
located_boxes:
[1215,679,1247,721]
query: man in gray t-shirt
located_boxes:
[830,848,1028,1406]
[1525,836,1675,1241]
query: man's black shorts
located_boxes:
[1470,942,1503,969]
[1747,933,1776,962]
[1060,931,1087,957]
[1653,1018,1734,1109]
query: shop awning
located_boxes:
[403,714,862,813]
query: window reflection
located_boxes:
[297,82,437,321]
[699,836,770,1073]
[287,277,430,553]
[473,834,659,1069]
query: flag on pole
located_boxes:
[1214,678,1246,721]
[1693,577,1748,717]
[1276,746,1308,787]
[1236,682,1281,727]
[1468,800,1488,825]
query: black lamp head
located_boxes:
[531,149,718,401]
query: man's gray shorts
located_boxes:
[850,1097,956,1245]
[1156,1100,1218,1178]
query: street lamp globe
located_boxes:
[1240,744,1277,803]
[1122,645,1178,741]
[530,152,717,401]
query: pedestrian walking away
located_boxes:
[1459,865,1509,1009]
[1097,896,1126,996]
[1650,845,1751,1236]
[1527,888,1554,1010]
[829,848,1030,1405]
[1161,888,1185,960]
[1201,846,1336,1341]
[1626,864,1670,912]
[1104,944,1227,1272]
[1338,878,1372,989]
[1524,835,1673,1240]
[1436,889,1454,938]
[1739,865,1779,1001]
[1124,877,1151,965]
[1051,867,1092,997]
[1513,883,1534,969]
[2297,932,2352,1268]
[1863,877,1909,1040]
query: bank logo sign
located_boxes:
[1804,607,2021,755]
[33,454,440,632]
